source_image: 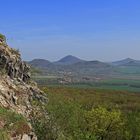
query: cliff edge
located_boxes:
[0,34,47,140]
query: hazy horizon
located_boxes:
[1,0,140,61]
[28,55,139,63]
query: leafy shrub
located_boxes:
[0,107,28,138]
[0,130,9,140]
[41,87,140,140]
[85,107,125,140]
[31,98,59,140]
[0,34,6,42]
[43,88,125,140]
[124,112,140,140]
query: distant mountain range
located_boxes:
[112,58,140,66]
[28,56,140,82]
[29,59,51,67]
[29,55,140,68]
[29,55,85,68]
[54,55,84,65]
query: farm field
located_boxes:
[34,76,140,92]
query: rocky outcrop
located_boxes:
[0,44,30,82]
[0,34,47,140]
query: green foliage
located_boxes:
[124,112,140,140]
[32,118,49,140]
[30,86,140,139]
[33,76,140,92]
[85,107,124,140]
[0,107,28,138]
[31,99,59,140]
[0,130,9,140]
[0,107,25,124]
[47,94,86,139]
[0,33,6,42]
[41,86,140,140]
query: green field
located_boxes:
[31,64,140,92]
[33,76,140,92]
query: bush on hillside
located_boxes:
[0,34,6,42]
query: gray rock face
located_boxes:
[0,45,30,82]
[0,38,48,139]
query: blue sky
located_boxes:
[0,0,140,61]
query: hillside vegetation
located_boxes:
[33,86,140,140]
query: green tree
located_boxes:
[85,107,125,140]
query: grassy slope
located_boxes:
[0,107,29,139]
